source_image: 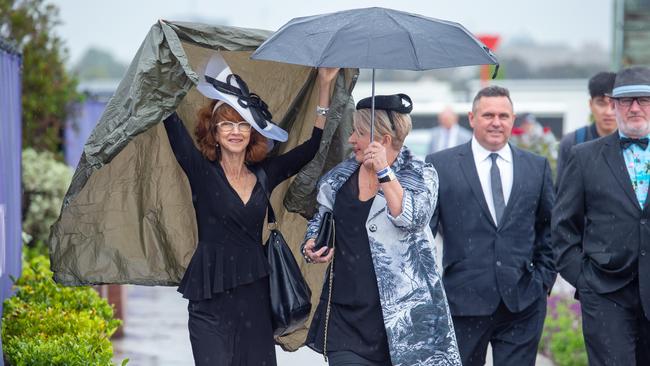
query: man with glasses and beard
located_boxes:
[553,66,650,366]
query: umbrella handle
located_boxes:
[370,68,375,141]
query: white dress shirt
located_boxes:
[471,136,513,224]
[437,124,460,150]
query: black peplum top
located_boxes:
[163,112,322,300]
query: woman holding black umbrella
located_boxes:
[164,52,338,366]
[302,94,461,366]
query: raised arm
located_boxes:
[163,112,203,179]
[261,67,339,189]
[387,164,439,233]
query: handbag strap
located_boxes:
[322,221,336,362]
[252,165,276,225]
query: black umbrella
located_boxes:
[252,7,499,138]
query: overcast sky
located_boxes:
[50,0,615,65]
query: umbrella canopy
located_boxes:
[251,7,498,71]
[252,7,498,138]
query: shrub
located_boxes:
[0,0,81,153]
[2,254,124,365]
[510,117,559,179]
[21,148,72,248]
[540,295,588,366]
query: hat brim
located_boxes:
[611,84,650,98]
[196,83,288,142]
[611,91,650,98]
[194,52,288,142]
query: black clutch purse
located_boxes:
[313,211,335,256]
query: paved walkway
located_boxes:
[111,285,327,366]
[112,285,554,365]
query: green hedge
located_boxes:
[2,254,126,365]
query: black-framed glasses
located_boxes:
[615,97,650,107]
[216,121,252,132]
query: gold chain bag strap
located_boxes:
[322,218,335,362]
[323,254,334,362]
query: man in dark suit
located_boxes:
[553,66,650,365]
[426,86,556,366]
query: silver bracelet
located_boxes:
[316,105,329,116]
[301,244,314,263]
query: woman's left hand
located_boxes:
[314,67,340,129]
[317,67,340,88]
[363,142,389,172]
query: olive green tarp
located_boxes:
[48,20,357,350]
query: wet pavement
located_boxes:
[111,285,327,366]
[112,285,554,365]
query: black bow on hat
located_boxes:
[205,74,274,129]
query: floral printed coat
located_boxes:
[302,147,461,366]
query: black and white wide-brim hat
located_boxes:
[196,53,288,142]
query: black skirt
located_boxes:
[188,276,276,366]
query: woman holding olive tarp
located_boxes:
[164,52,338,366]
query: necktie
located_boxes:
[620,137,649,150]
[490,153,506,225]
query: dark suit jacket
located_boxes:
[427,141,556,316]
[557,124,601,183]
[553,132,650,318]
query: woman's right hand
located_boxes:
[304,238,335,264]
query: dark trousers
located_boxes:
[327,350,393,366]
[451,297,546,366]
[187,278,276,366]
[579,277,650,366]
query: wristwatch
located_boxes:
[378,170,396,183]
[316,105,329,116]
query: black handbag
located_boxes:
[254,166,312,337]
[313,211,335,256]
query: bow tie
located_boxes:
[620,137,649,150]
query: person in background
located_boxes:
[553,66,650,366]
[427,86,556,366]
[427,105,472,154]
[556,71,616,180]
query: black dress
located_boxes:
[163,112,322,366]
[306,169,392,365]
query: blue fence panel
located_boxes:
[65,99,109,168]
[0,40,22,363]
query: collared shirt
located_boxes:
[437,124,460,150]
[471,136,514,224]
[619,131,650,208]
